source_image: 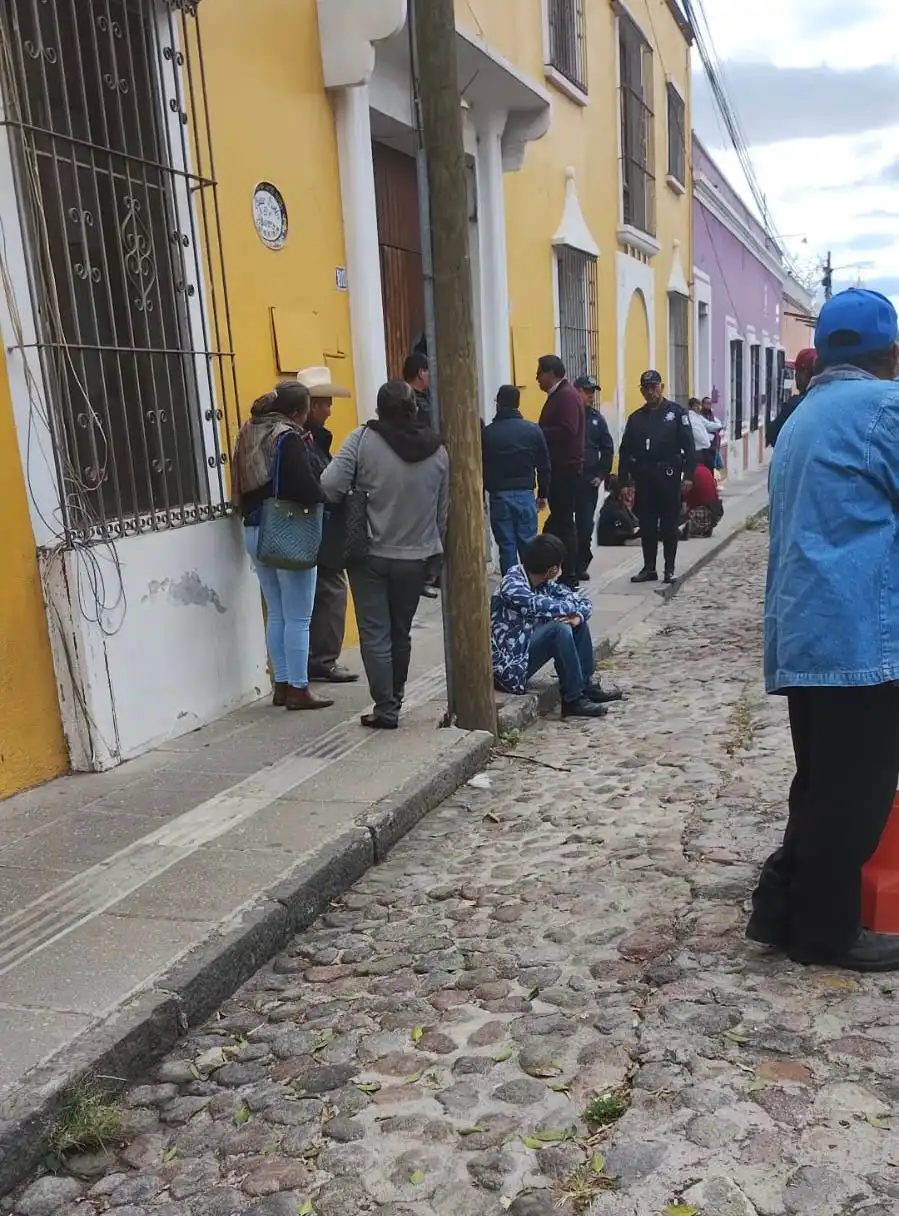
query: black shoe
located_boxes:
[577,570,591,582]
[561,698,609,719]
[663,570,677,584]
[310,664,360,684]
[361,713,398,730]
[559,576,580,591]
[585,682,624,705]
[630,569,658,584]
[789,928,899,972]
[745,912,788,949]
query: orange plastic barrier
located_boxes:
[861,793,899,932]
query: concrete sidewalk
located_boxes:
[0,466,768,1189]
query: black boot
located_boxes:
[631,569,658,584]
[561,698,609,719]
[790,928,899,973]
[662,537,678,584]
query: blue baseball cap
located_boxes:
[814,288,898,360]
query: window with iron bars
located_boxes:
[730,338,744,439]
[666,82,685,186]
[0,0,238,545]
[619,13,655,236]
[547,0,587,94]
[749,343,761,431]
[668,292,689,407]
[764,345,775,428]
[555,244,598,384]
[776,348,786,409]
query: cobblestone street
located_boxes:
[10,527,899,1216]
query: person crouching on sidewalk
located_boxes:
[490,534,622,719]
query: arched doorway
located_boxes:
[623,289,650,418]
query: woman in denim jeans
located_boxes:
[231,381,332,711]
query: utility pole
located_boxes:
[823,251,833,301]
[412,0,497,735]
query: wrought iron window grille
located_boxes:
[668,291,689,407]
[619,13,655,237]
[0,0,238,546]
[547,0,587,93]
[556,244,598,384]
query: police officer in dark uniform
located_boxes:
[619,369,696,585]
[573,375,614,580]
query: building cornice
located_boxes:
[317,0,407,89]
[664,0,694,44]
[695,172,785,284]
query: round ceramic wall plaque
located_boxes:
[252,182,288,250]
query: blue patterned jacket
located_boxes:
[491,565,594,694]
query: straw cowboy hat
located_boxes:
[296,366,351,399]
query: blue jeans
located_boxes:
[527,620,595,704]
[489,489,539,575]
[245,525,318,688]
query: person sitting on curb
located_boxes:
[682,461,723,539]
[596,475,640,547]
[490,534,622,719]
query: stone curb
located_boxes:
[0,731,494,1196]
[362,730,496,861]
[656,500,769,604]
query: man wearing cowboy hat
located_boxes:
[297,366,359,684]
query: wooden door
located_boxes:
[373,143,425,379]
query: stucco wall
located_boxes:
[461,0,692,430]
[782,307,816,362]
[0,364,67,796]
[693,205,783,404]
[200,0,356,440]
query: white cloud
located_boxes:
[693,0,899,304]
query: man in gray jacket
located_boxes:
[321,382,448,729]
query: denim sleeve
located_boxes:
[868,402,899,505]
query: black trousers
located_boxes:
[751,684,899,953]
[309,566,348,673]
[574,477,600,573]
[634,470,682,573]
[348,556,426,724]
[544,469,579,581]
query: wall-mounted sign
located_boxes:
[335,266,348,291]
[253,182,288,251]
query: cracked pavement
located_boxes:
[8,527,899,1216]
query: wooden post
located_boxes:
[413,0,497,736]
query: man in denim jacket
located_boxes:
[748,288,899,971]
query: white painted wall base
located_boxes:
[42,520,269,772]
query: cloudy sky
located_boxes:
[691,0,899,302]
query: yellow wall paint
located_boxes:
[0,366,67,797]
[197,0,360,643]
[462,0,692,425]
[197,0,358,445]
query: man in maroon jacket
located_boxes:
[537,355,586,587]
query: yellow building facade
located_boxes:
[0,0,692,795]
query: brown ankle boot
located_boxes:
[272,682,289,707]
[285,685,335,711]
